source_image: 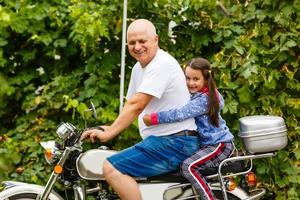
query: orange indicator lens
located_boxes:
[247,172,257,186]
[54,165,63,174]
[226,177,237,191]
[45,149,53,159]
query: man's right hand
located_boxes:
[80,126,111,143]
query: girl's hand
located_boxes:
[143,114,152,126]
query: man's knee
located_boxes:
[103,159,118,179]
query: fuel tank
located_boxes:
[76,149,116,180]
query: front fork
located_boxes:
[40,147,72,200]
[74,182,86,200]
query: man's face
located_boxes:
[127,29,158,67]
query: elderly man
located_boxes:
[81,19,199,200]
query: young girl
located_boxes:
[143,57,234,200]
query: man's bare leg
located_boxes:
[103,160,142,200]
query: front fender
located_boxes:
[0,181,63,200]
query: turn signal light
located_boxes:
[45,149,54,162]
[225,177,237,191]
[246,172,257,187]
[54,165,63,174]
[45,149,52,157]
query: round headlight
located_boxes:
[56,122,75,140]
[40,141,60,164]
[44,148,58,164]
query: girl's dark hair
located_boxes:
[184,57,220,127]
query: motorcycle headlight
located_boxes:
[56,122,76,140]
[40,141,60,164]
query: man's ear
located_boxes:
[155,35,159,43]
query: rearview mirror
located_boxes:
[85,102,97,119]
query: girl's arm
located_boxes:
[143,94,209,126]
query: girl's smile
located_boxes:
[185,66,207,93]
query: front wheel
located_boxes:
[0,184,63,200]
[0,191,61,200]
[2,193,39,200]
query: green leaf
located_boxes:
[230,25,244,34]
[224,39,235,49]
[39,33,53,46]
[234,45,244,55]
[11,152,21,164]
[31,175,38,183]
[223,99,238,114]
[19,50,36,62]
[277,150,290,161]
[11,16,29,33]
[54,39,67,48]
[285,40,297,48]
[71,99,79,107]
[77,102,89,117]
[240,62,258,78]
[226,82,239,90]
[0,38,8,46]
[287,186,300,198]
[256,163,268,174]
[275,175,287,188]
[293,149,300,160]
[237,86,252,103]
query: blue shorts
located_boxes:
[107,135,199,177]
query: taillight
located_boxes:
[246,172,257,187]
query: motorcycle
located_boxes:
[0,104,288,200]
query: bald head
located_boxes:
[127,19,157,39]
[126,19,159,67]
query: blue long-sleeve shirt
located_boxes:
[156,91,234,145]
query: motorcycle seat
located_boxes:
[146,159,246,183]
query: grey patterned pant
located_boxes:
[180,142,234,200]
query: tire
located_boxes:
[1,193,39,200]
[184,191,240,200]
[0,185,62,200]
[213,190,240,200]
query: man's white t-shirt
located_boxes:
[127,49,197,139]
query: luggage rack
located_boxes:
[217,151,277,200]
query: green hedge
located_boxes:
[0,0,299,199]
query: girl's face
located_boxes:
[185,66,207,93]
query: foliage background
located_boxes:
[0,0,299,199]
